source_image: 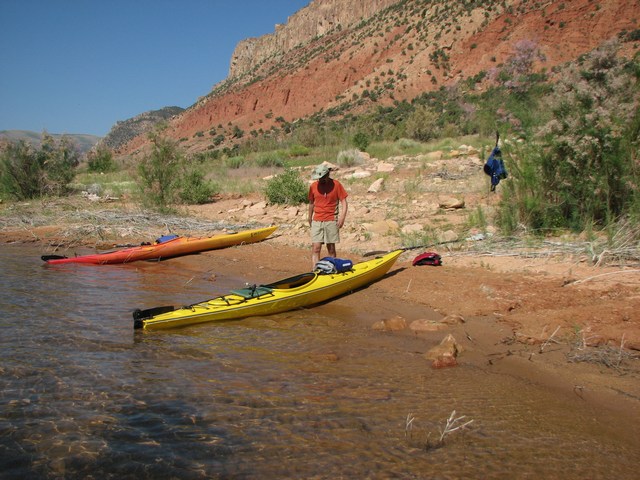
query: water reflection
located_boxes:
[0,244,638,479]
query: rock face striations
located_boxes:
[229,0,398,80]
[114,0,640,158]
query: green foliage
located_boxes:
[255,151,285,167]
[397,138,421,150]
[231,125,244,139]
[0,141,44,199]
[405,104,440,141]
[398,227,438,248]
[225,156,245,169]
[39,134,79,195]
[336,149,363,167]
[288,144,310,157]
[137,129,183,211]
[178,169,218,205]
[496,39,547,93]
[137,130,221,209]
[467,206,489,231]
[352,132,370,150]
[0,133,79,199]
[264,168,308,205]
[86,145,116,173]
[497,41,640,233]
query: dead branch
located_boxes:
[564,270,640,286]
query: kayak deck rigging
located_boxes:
[133,250,403,330]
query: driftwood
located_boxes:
[564,270,640,286]
[444,234,640,268]
[3,205,260,250]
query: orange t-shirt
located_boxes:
[308,179,348,221]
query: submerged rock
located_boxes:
[372,315,407,331]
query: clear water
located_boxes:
[1,244,638,479]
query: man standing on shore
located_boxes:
[308,164,348,267]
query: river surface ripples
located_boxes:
[1,244,639,479]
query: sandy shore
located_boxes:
[1,199,639,421]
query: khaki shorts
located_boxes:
[311,220,340,244]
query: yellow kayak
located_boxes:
[133,249,403,330]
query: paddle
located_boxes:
[362,239,460,257]
[41,255,68,261]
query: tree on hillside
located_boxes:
[493,39,546,93]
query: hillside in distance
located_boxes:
[96,106,184,151]
[116,0,640,157]
[0,130,101,155]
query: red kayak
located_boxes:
[41,226,278,265]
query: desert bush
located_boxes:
[405,104,440,141]
[178,169,218,205]
[288,144,310,157]
[467,206,489,232]
[138,131,220,209]
[86,145,116,173]
[225,156,245,169]
[264,168,308,205]
[336,149,364,167]
[352,132,370,150]
[255,151,285,168]
[498,40,640,233]
[137,129,183,211]
[0,134,79,199]
[397,138,421,150]
[0,141,44,199]
[496,39,547,93]
[40,135,79,194]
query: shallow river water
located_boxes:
[1,244,639,479]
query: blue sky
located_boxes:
[0,0,310,137]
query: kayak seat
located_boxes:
[266,272,315,290]
[230,285,274,299]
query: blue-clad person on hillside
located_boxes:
[308,164,348,268]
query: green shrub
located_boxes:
[467,206,488,232]
[336,149,363,167]
[405,104,440,141]
[0,141,43,199]
[86,145,116,173]
[397,138,421,150]
[500,40,640,232]
[225,156,245,169]
[137,130,182,211]
[352,132,370,150]
[178,169,218,204]
[255,151,285,167]
[264,168,308,205]
[288,144,310,157]
[0,134,79,199]
[41,135,79,194]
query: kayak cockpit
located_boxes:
[265,272,316,290]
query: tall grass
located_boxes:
[497,42,640,235]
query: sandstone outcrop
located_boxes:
[114,0,639,158]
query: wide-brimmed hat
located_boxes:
[311,164,331,180]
